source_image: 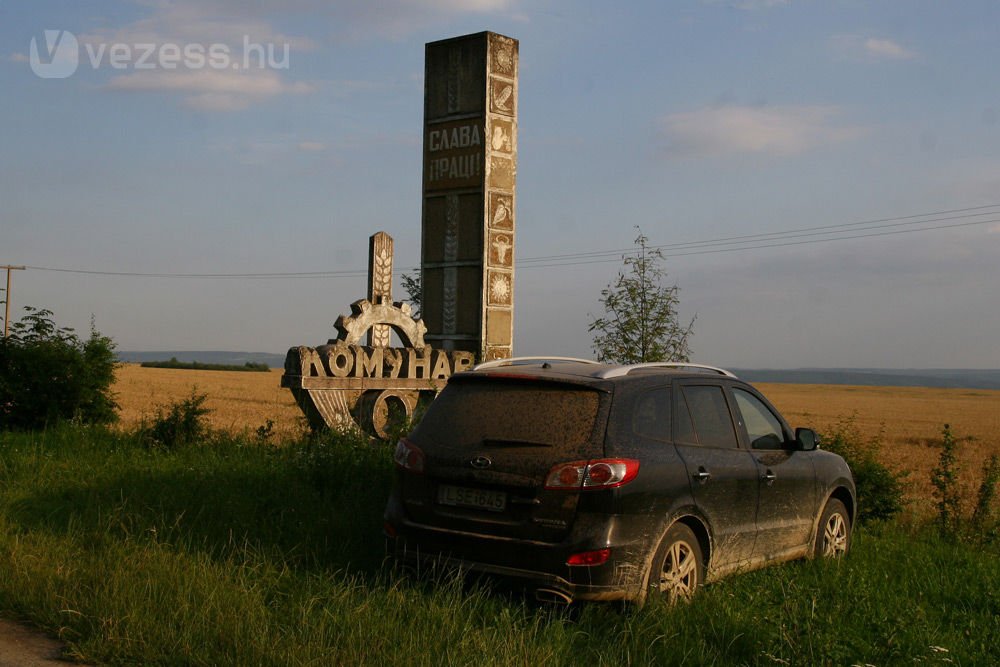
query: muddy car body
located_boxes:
[383,358,855,604]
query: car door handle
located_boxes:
[762,470,777,485]
[693,468,711,482]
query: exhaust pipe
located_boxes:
[535,587,573,605]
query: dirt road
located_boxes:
[0,620,72,666]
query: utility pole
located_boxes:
[2,265,26,339]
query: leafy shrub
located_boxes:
[142,390,211,449]
[930,424,963,539]
[929,426,998,543]
[254,419,276,444]
[0,307,118,430]
[294,426,389,495]
[820,416,906,524]
[971,454,999,540]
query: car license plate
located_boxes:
[437,484,507,512]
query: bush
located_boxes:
[971,454,999,541]
[139,358,269,372]
[141,390,211,449]
[930,424,963,539]
[820,416,906,524]
[0,307,118,430]
[930,425,998,543]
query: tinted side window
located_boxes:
[633,388,671,440]
[674,390,697,444]
[733,388,786,450]
[679,385,738,448]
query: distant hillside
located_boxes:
[118,351,287,368]
[737,368,1000,390]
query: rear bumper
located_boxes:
[384,501,653,603]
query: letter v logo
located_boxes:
[29,29,79,79]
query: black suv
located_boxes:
[383,358,855,604]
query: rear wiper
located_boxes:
[481,438,553,448]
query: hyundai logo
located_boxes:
[470,456,492,469]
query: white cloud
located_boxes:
[207,135,334,164]
[864,37,916,60]
[78,0,518,107]
[660,105,865,157]
[104,68,309,94]
[184,93,251,112]
[105,69,315,111]
[417,0,512,10]
[701,0,790,10]
[78,0,318,110]
[123,0,520,40]
[831,34,917,62]
[79,2,316,55]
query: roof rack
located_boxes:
[595,362,737,379]
[473,356,600,371]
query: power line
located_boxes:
[519,217,1000,269]
[518,204,1000,264]
[20,203,1000,279]
[24,266,369,279]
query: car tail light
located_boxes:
[393,438,425,473]
[567,548,611,566]
[544,459,639,490]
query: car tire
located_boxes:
[815,498,851,559]
[647,522,704,604]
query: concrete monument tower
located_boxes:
[421,31,517,361]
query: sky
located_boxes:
[2,0,999,369]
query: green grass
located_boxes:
[0,426,997,665]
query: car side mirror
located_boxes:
[795,427,818,451]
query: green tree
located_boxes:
[0,307,119,429]
[401,269,421,319]
[589,231,694,364]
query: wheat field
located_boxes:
[112,364,1000,511]
[759,382,1000,514]
[114,364,308,437]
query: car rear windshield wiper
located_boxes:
[481,438,553,448]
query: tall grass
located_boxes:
[1,426,997,665]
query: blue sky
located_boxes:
[2,0,999,368]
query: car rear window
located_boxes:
[411,380,602,450]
